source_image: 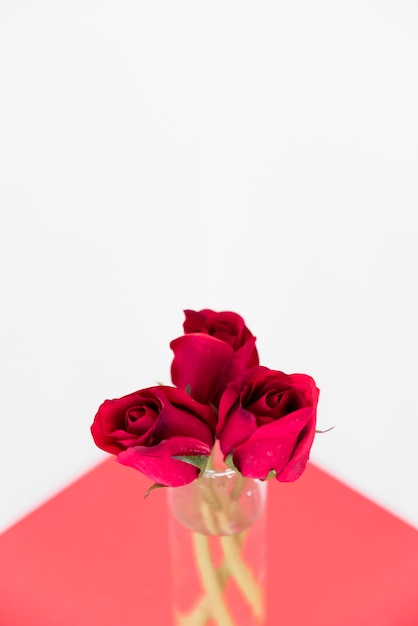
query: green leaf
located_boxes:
[172,454,209,474]
[144,483,166,499]
[184,384,192,396]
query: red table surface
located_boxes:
[0,460,417,626]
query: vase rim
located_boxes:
[199,467,238,479]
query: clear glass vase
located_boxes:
[167,465,267,626]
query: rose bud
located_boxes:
[170,309,259,406]
[91,386,216,487]
[182,309,258,353]
[217,366,319,482]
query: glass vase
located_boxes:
[167,465,267,626]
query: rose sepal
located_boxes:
[171,454,211,475]
[144,483,166,499]
[264,470,277,480]
[224,452,239,473]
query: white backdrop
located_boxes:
[1,0,417,533]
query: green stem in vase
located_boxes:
[176,533,246,625]
[174,556,229,626]
[192,532,235,626]
[220,534,264,621]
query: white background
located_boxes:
[1,0,417,533]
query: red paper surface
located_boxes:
[1,460,417,625]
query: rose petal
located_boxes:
[221,337,259,388]
[218,404,258,457]
[183,309,249,350]
[91,393,152,454]
[289,373,320,407]
[275,417,316,482]
[170,333,234,404]
[151,388,215,447]
[276,378,319,481]
[232,407,314,479]
[216,376,242,435]
[117,437,212,487]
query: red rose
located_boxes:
[90,386,216,487]
[182,309,258,351]
[170,309,259,406]
[217,366,319,482]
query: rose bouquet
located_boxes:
[91,309,320,626]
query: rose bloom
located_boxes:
[91,386,216,487]
[170,309,259,406]
[217,366,319,482]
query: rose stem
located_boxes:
[193,531,235,626]
[177,533,246,625]
[220,534,264,620]
[174,560,229,626]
